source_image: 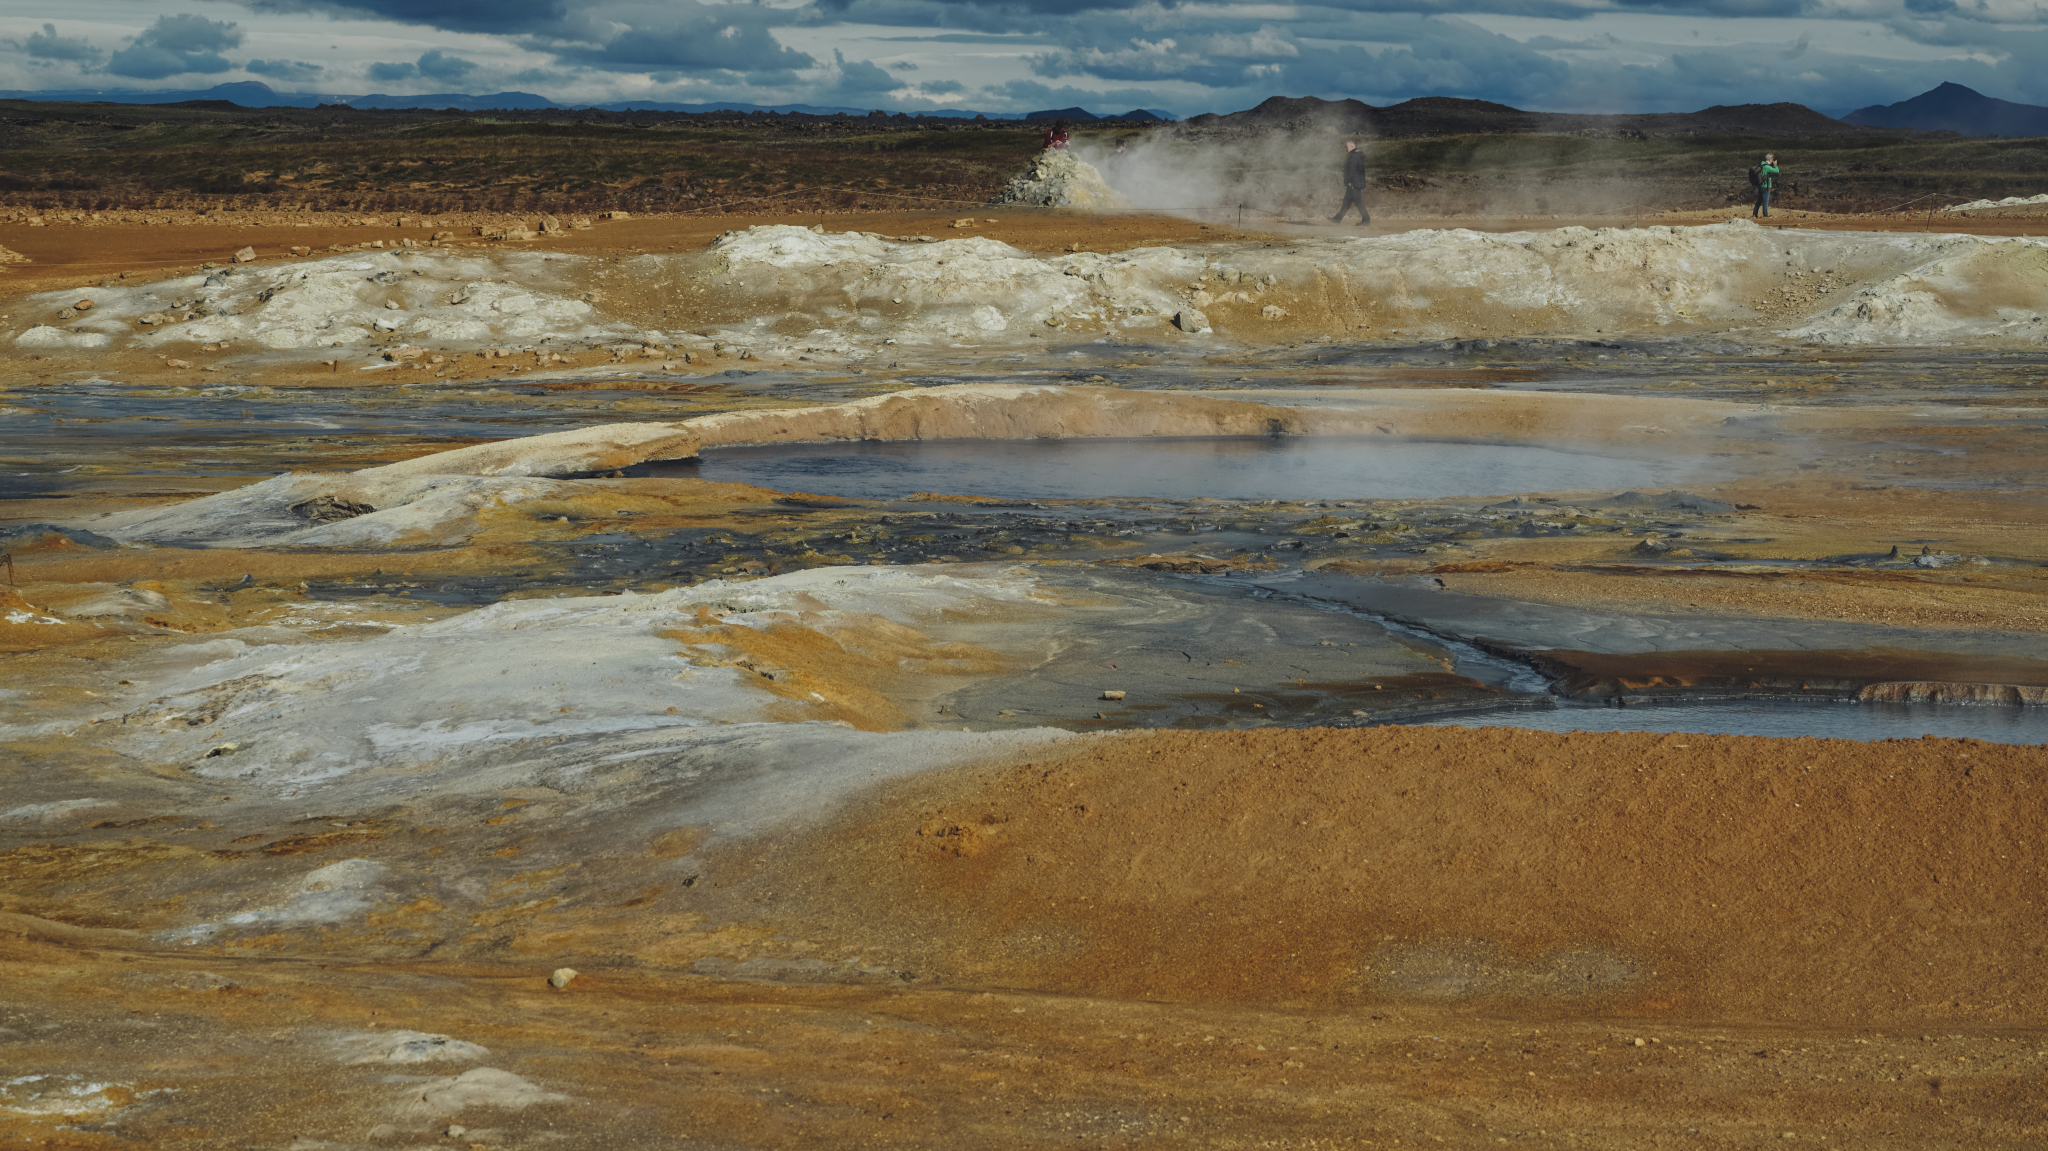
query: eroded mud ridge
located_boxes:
[4,214,2047,1149]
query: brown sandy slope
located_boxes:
[5,726,2048,1148]
[724,727,2048,1028]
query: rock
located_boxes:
[445,1125,466,1137]
[601,210,630,220]
[164,358,190,369]
[288,495,377,524]
[549,967,578,989]
[384,346,426,362]
[1174,309,1211,334]
[1260,304,1289,319]
[989,150,1131,210]
[1101,690,1127,701]
[290,246,311,257]
[73,299,94,311]
[952,218,977,228]
[138,313,167,326]
[233,246,256,264]
[539,215,564,235]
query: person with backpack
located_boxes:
[1751,153,1779,218]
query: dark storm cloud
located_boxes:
[1027,15,1568,103]
[241,0,570,37]
[247,57,324,79]
[367,59,417,81]
[416,48,478,82]
[9,23,105,65]
[106,13,244,79]
[831,50,902,94]
[1608,0,1813,17]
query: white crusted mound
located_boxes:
[697,220,2048,348]
[701,224,1193,342]
[15,325,110,348]
[990,150,1133,210]
[88,472,594,549]
[9,249,626,352]
[105,566,1059,790]
[14,221,2048,357]
[1789,236,2048,345]
[1943,193,2048,212]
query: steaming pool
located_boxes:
[648,435,1695,501]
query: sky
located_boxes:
[0,0,2041,118]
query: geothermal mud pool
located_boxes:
[3,212,2046,1148]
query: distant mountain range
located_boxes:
[1025,106,1172,122]
[0,80,1174,122]
[1185,94,1930,138]
[1844,82,2048,137]
[14,78,2042,138]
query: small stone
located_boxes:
[951,218,976,228]
[1260,304,1289,319]
[1101,690,1126,701]
[1633,1037,1646,1047]
[1173,308,1211,334]
[446,1125,466,1137]
[549,967,578,989]
[73,299,94,311]
[165,358,190,369]
[233,246,256,264]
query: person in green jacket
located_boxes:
[1753,153,1779,218]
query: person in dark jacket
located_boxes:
[1329,139,1369,225]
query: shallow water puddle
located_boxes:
[656,435,1697,501]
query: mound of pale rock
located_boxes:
[990,150,1132,211]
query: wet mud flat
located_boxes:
[5,218,2048,1148]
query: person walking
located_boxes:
[1752,153,1779,218]
[1329,139,1369,225]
